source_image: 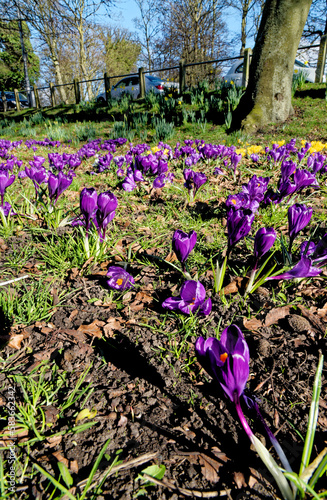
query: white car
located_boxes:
[97,75,179,102]
[223,59,317,87]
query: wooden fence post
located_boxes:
[1,91,8,112]
[104,72,111,103]
[33,85,40,109]
[242,48,252,87]
[179,59,186,94]
[315,34,327,83]
[14,89,21,111]
[138,67,145,98]
[74,79,80,104]
[49,82,56,107]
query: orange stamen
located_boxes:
[220,352,228,363]
[116,278,123,286]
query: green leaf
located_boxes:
[58,462,73,489]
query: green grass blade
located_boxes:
[80,438,111,500]
[299,353,324,478]
[33,463,76,500]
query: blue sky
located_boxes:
[107,1,248,56]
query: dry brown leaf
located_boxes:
[77,319,105,338]
[211,447,229,463]
[129,301,144,312]
[243,318,263,332]
[165,251,178,263]
[297,304,326,334]
[81,256,94,271]
[103,318,122,338]
[51,288,60,306]
[234,471,247,489]
[122,291,133,303]
[135,292,153,304]
[68,309,79,321]
[264,305,291,327]
[0,427,28,446]
[52,451,69,467]
[8,334,25,349]
[47,435,62,448]
[70,460,79,474]
[221,277,244,295]
[198,454,223,483]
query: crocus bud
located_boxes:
[80,187,97,231]
[227,208,254,252]
[288,203,312,249]
[254,227,276,261]
[172,230,197,264]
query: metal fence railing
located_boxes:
[2,37,326,112]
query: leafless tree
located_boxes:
[133,0,160,71]
[228,0,265,54]
[155,0,229,84]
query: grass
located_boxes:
[0,79,326,498]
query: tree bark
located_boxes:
[235,0,312,132]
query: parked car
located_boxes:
[97,75,179,102]
[223,59,318,86]
[0,91,29,110]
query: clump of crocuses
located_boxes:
[74,187,117,258]
[183,168,207,203]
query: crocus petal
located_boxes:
[268,257,322,280]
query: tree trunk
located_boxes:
[48,39,68,104]
[235,0,312,132]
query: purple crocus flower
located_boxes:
[80,187,98,232]
[280,159,297,182]
[106,266,135,290]
[172,230,197,269]
[96,191,117,241]
[288,203,312,251]
[312,233,327,264]
[25,164,48,198]
[230,152,242,178]
[153,173,166,188]
[162,280,211,316]
[294,169,319,191]
[254,227,276,262]
[195,324,249,403]
[0,171,15,207]
[196,325,294,499]
[300,240,316,258]
[268,257,322,281]
[227,208,255,252]
[122,173,136,192]
[183,169,207,201]
[48,172,73,205]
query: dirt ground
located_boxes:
[1,231,326,499]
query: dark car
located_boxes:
[0,91,29,110]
